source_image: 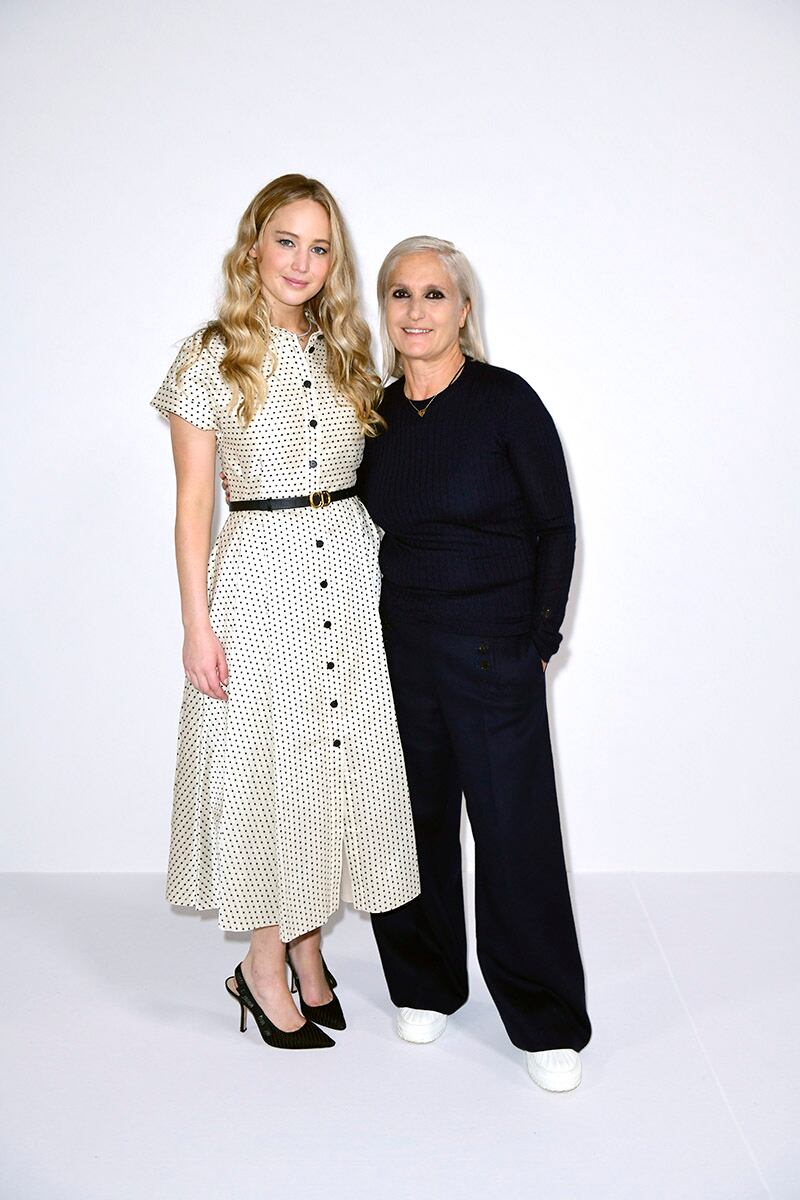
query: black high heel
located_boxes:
[225,963,335,1050]
[286,947,347,1031]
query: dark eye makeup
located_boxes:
[390,288,447,300]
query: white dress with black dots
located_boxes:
[152,327,420,939]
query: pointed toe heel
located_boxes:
[286,948,347,1031]
[225,964,335,1050]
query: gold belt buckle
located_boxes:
[310,490,331,509]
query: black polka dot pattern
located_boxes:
[151,328,420,938]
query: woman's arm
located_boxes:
[169,414,228,700]
[503,378,576,665]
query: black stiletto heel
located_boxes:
[286,947,347,1030]
[225,963,335,1050]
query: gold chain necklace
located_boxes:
[405,358,466,418]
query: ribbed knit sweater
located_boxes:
[357,358,576,661]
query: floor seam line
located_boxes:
[628,872,773,1200]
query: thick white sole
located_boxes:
[396,1010,448,1044]
[525,1052,582,1092]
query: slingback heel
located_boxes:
[225,963,335,1050]
[322,958,337,990]
[286,947,347,1031]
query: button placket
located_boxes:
[323,579,342,752]
[301,334,342,760]
[315,513,337,741]
[302,338,320,489]
[307,341,340,752]
[320,537,341,748]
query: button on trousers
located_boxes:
[371,618,591,1052]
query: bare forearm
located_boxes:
[174,499,214,631]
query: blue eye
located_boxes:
[278,238,294,247]
[311,246,328,256]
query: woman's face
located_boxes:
[250,198,332,317]
[385,251,469,365]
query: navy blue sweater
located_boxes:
[357,359,575,661]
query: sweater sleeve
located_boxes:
[502,376,576,661]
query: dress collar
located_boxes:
[271,311,322,343]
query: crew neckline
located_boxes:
[398,356,474,401]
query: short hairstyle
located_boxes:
[376,235,487,380]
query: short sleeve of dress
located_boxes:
[150,331,226,431]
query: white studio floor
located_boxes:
[1,873,797,1200]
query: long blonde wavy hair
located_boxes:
[194,175,383,434]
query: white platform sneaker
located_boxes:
[396,1007,448,1044]
[525,1048,582,1092]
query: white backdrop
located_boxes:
[2,0,798,873]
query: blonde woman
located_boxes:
[152,176,419,1050]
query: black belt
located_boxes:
[229,486,358,512]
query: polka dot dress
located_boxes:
[152,327,420,939]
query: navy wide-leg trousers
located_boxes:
[371,618,591,1052]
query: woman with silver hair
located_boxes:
[359,235,591,1090]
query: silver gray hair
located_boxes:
[376,235,487,380]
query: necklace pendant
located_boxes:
[416,406,427,418]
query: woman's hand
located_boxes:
[220,471,232,504]
[183,623,229,700]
